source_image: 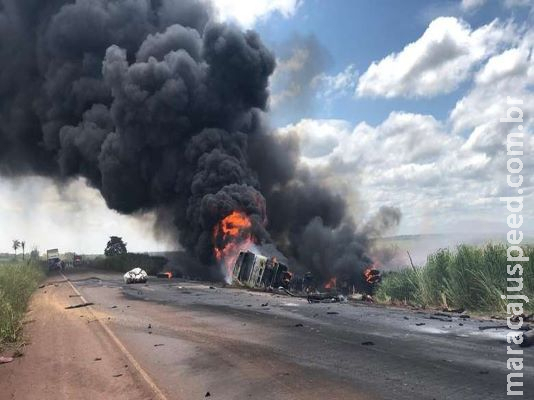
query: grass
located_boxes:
[0,260,44,349]
[376,243,534,313]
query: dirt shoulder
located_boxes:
[0,276,153,400]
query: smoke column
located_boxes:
[0,0,400,286]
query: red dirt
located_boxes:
[0,278,152,400]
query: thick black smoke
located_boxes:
[0,0,400,286]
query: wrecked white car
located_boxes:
[123,268,148,284]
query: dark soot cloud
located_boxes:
[0,0,400,286]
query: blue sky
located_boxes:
[255,0,530,126]
[246,0,534,239]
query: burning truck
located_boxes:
[232,251,292,289]
[230,248,381,298]
[212,209,382,294]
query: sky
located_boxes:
[1,0,533,254]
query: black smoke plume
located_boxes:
[0,0,400,286]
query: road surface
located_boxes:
[2,269,532,399]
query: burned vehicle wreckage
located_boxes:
[230,250,381,300]
[232,251,292,289]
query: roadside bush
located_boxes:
[88,253,167,275]
[0,261,44,347]
[375,269,420,305]
[418,248,451,306]
[376,243,533,313]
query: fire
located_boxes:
[364,266,381,285]
[324,277,337,289]
[214,211,252,238]
[163,272,172,279]
[213,210,255,281]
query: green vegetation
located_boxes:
[376,244,534,313]
[0,260,44,349]
[89,253,167,276]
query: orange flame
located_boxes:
[364,266,381,284]
[324,277,337,289]
[163,272,172,279]
[213,211,254,280]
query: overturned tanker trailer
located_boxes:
[232,251,292,289]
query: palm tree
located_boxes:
[21,241,26,260]
[12,239,20,258]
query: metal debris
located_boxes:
[65,302,94,309]
[519,331,534,348]
[307,293,346,304]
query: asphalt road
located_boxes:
[65,270,533,400]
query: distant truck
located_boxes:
[46,248,62,271]
[232,251,291,289]
[73,254,82,266]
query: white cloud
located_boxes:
[279,112,456,168]
[357,17,516,98]
[461,0,487,11]
[450,30,534,143]
[211,0,302,28]
[503,0,534,8]
[474,47,529,85]
[276,92,532,235]
[312,64,359,100]
[277,118,352,164]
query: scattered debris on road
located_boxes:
[112,374,123,378]
[205,392,211,397]
[361,341,375,346]
[94,357,102,361]
[307,293,346,303]
[65,302,94,309]
[521,331,534,347]
[511,313,533,323]
[154,344,164,347]
[515,330,534,348]
[429,316,453,322]
[0,356,14,364]
[294,323,303,327]
[479,324,531,331]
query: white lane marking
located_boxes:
[61,273,170,400]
